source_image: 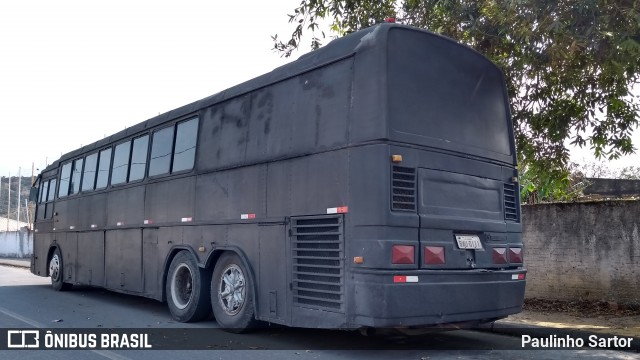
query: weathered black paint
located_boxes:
[32,23,525,329]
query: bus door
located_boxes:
[33,176,57,275]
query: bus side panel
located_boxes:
[142,228,160,299]
[76,231,105,286]
[105,229,143,293]
[78,193,107,231]
[266,151,349,218]
[195,166,266,222]
[56,232,77,284]
[146,177,195,225]
[55,199,78,232]
[107,187,145,227]
[256,224,289,323]
[33,232,52,277]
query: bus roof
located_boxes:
[44,23,492,172]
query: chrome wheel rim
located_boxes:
[218,264,245,316]
[170,263,193,310]
[49,254,60,282]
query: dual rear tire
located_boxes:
[166,251,212,322]
[166,251,256,332]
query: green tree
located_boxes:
[273,0,640,203]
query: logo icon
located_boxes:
[7,330,40,348]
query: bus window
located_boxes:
[172,118,198,173]
[47,179,56,202]
[58,162,72,197]
[70,158,84,195]
[45,179,56,219]
[111,141,131,185]
[82,152,98,192]
[39,180,47,204]
[129,135,149,182]
[96,148,112,189]
[148,126,174,177]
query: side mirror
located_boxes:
[29,186,39,203]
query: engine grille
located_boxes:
[504,183,519,221]
[291,215,344,311]
[392,166,416,211]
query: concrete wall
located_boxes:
[523,200,640,304]
[0,230,33,258]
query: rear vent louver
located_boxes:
[392,166,416,211]
[504,183,519,221]
[291,215,344,312]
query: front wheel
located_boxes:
[211,252,256,333]
[49,247,72,291]
[166,251,212,322]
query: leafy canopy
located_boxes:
[273,0,640,202]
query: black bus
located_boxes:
[31,23,525,331]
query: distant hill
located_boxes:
[0,176,34,219]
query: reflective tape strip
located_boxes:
[69,226,75,230]
[90,224,97,229]
[393,275,418,283]
[241,214,256,220]
[144,220,152,225]
[327,206,348,214]
[181,217,193,223]
[116,222,124,226]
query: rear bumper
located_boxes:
[349,268,526,328]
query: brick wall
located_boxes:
[523,200,640,304]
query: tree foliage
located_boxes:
[273,0,640,202]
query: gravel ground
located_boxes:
[504,298,640,339]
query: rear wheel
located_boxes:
[166,250,212,322]
[211,252,256,333]
[49,247,72,291]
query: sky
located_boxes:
[0,0,306,178]
[0,0,637,179]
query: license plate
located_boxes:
[455,235,483,250]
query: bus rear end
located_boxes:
[346,26,525,328]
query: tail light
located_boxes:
[424,246,445,265]
[492,247,508,264]
[392,245,414,264]
[508,247,523,263]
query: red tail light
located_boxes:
[492,247,507,264]
[392,245,414,264]
[424,246,445,265]
[508,247,523,263]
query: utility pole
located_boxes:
[7,171,10,231]
[25,199,30,230]
[17,167,21,225]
